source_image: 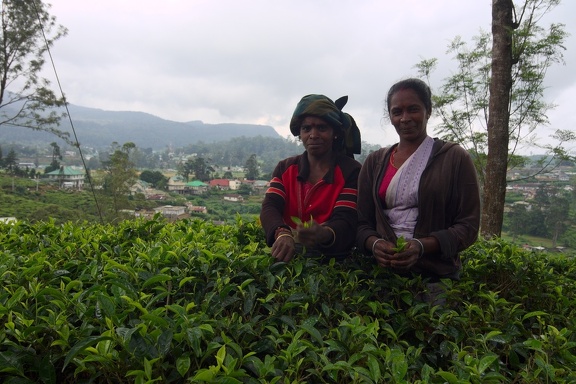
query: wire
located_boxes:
[31,0,104,224]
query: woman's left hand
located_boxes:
[383,240,422,271]
[296,221,332,247]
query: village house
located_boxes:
[209,179,230,190]
[153,205,188,221]
[186,180,209,195]
[134,209,156,219]
[130,180,168,200]
[185,202,208,214]
[229,179,241,190]
[167,175,187,194]
[223,194,244,202]
[252,180,269,194]
[45,166,85,189]
[130,180,152,195]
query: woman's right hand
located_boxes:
[369,236,396,267]
[271,234,296,262]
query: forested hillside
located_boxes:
[0,103,280,150]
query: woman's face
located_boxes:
[389,88,430,142]
[299,116,336,157]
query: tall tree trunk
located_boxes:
[482,0,515,238]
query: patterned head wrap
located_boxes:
[289,94,361,157]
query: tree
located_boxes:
[139,170,168,189]
[179,156,213,182]
[3,148,17,173]
[483,0,516,239]
[547,191,570,246]
[50,142,61,162]
[244,154,260,180]
[131,147,160,169]
[531,184,572,245]
[0,0,69,140]
[193,157,214,181]
[416,0,571,237]
[101,142,137,216]
[237,183,253,196]
[527,184,556,238]
[44,141,61,173]
[506,202,530,241]
[178,158,194,181]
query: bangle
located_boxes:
[371,238,384,255]
[412,238,424,258]
[274,226,291,238]
[275,233,294,242]
[320,226,336,248]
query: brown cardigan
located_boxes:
[356,139,480,280]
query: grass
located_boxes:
[501,232,559,249]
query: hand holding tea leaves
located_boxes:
[391,236,408,252]
[374,235,420,271]
[292,215,332,247]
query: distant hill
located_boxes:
[0,103,281,150]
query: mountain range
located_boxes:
[0,103,281,150]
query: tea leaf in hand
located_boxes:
[291,216,302,225]
[392,236,408,252]
[291,216,312,228]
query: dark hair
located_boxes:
[386,78,432,115]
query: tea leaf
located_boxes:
[142,274,172,288]
[63,336,113,370]
[392,236,408,252]
[291,216,313,227]
[522,311,548,321]
[478,353,498,374]
[291,216,302,225]
[437,371,462,384]
[176,356,191,377]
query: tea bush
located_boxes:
[0,218,574,383]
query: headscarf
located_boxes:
[289,94,361,158]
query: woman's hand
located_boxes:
[369,236,395,267]
[370,237,421,271]
[271,233,296,262]
[296,221,332,248]
[386,240,421,271]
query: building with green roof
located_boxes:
[45,166,85,189]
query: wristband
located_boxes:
[412,238,424,258]
[371,238,384,255]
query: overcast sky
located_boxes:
[43,0,576,153]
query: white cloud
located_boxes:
[43,0,576,151]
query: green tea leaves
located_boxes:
[0,221,575,382]
[291,215,313,228]
[392,236,408,252]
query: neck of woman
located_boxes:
[397,135,427,155]
[307,151,333,184]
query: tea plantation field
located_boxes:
[0,217,574,383]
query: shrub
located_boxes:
[0,219,574,383]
